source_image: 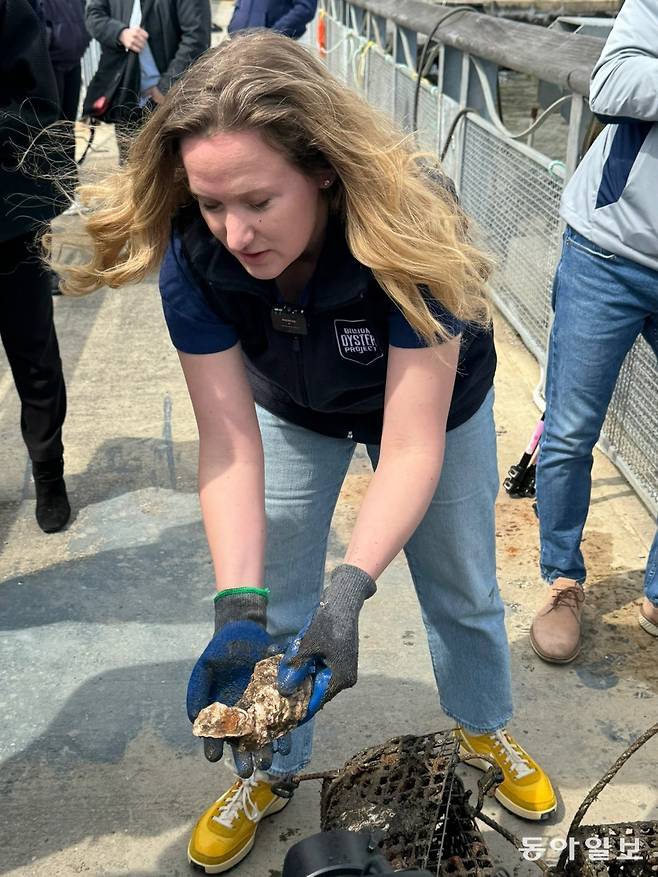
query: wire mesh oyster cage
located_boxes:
[282,721,657,877]
[315,728,493,875]
[557,722,658,877]
[565,822,658,877]
[439,776,496,877]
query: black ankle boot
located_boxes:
[32,458,71,533]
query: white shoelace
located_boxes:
[487,730,535,779]
[213,774,263,828]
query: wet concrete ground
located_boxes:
[1,32,656,877]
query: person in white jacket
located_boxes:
[530,0,658,664]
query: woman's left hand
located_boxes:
[276,564,376,721]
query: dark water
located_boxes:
[498,70,570,163]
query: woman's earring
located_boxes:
[322,179,332,188]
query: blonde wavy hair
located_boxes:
[65,30,492,343]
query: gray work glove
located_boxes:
[276,564,377,720]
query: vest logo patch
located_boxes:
[334,320,384,366]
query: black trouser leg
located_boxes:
[55,64,82,123]
[53,64,82,190]
[0,231,67,463]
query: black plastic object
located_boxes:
[503,414,545,499]
[503,462,537,498]
[282,830,434,877]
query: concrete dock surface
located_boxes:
[1,114,656,877]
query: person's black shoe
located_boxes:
[211,20,223,31]
[33,458,71,533]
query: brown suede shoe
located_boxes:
[530,578,585,664]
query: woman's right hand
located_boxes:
[186,588,273,776]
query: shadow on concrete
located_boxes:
[0,518,210,630]
[590,474,636,506]
[61,434,199,510]
[2,624,656,875]
[590,488,636,506]
[0,669,442,875]
[507,567,658,699]
[576,568,658,693]
[3,644,655,876]
[1,461,656,874]
[0,498,22,552]
[0,431,199,559]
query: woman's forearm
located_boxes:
[345,340,459,581]
[344,445,444,580]
[198,443,266,591]
[179,347,267,593]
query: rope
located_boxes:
[353,39,375,91]
[408,7,572,163]
[412,5,475,136]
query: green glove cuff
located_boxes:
[213,587,270,603]
[213,588,269,633]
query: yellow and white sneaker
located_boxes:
[188,771,290,874]
[457,728,557,821]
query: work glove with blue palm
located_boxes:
[187,587,280,778]
[277,564,377,721]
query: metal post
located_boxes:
[369,11,386,49]
[348,2,365,35]
[565,93,586,181]
[394,24,417,69]
[436,44,445,148]
[454,51,471,190]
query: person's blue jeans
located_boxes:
[537,227,658,607]
[252,387,513,778]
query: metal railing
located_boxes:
[77,9,656,515]
[81,40,102,92]
[301,1,658,516]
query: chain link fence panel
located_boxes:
[365,46,395,117]
[602,338,658,509]
[235,11,658,515]
[315,14,658,514]
[459,116,564,363]
[301,14,658,514]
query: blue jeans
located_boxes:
[537,227,658,605]
[253,388,513,777]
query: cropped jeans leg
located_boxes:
[367,389,513,734]
[255,407,355,777]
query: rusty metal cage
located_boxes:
[289,723,658,877]
[556,723,658,877]
[438,777,496,877]
[318,729,490,874]
[566,823,658,877]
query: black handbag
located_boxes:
[82,0,156,124]
[81,48,141,123]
